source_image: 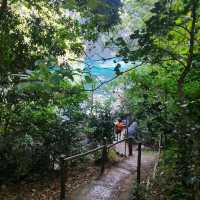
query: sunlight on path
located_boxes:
[70,144,157,200]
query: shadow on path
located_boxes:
[70,143,157,200]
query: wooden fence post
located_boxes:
[124,140,127,156]
[128,137,133,156]
[125,119,128,156]
[137,142,142,185]
[101,141,107,175]
[60,155,66,200]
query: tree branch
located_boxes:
[160,48,187,67]
[175,24,191,34]
[85,61,145,92]
[178,1,197,101]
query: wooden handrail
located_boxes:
[63,145,105,161]
[62,138,128,162]
[107,138,127,148]
[60,138,142,200]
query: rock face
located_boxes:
[70,143,157,200]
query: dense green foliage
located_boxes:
[0,0,121,182]
[113,0,200,199]
[0,59,87,181]
[0,0,200,199]
[87,102,115,145]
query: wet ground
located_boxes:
[70,142,157,200]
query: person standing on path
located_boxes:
[127,121,138,156]
[115,119,125,141]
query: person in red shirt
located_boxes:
[115,119,125,141]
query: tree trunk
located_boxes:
[177,1,197,102]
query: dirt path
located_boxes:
[70,143,157,200]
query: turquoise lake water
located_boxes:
[85,58,131,81]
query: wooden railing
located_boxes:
[59,139,142,200]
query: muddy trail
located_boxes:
[70,142,157,200]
